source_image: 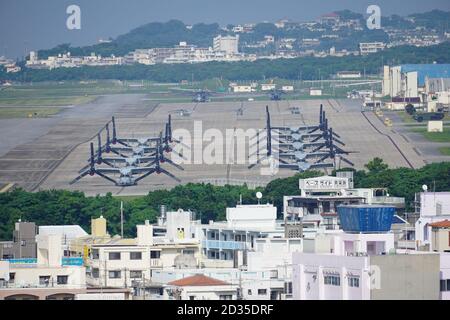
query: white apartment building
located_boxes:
[164,274,238,300]
[359,42,386,55]
[415,192,450,250]
[39,225,88,256]
[440,253,450,300]
[292,226,440,300]
[153,267,285,300]
[198,204,283,267]
[213,35,239,55]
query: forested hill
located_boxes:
[35,10,450,60]
[38,20,223,59]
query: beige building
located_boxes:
[73,217,201,289]
[430,220,450,252]
[0,234,86,300]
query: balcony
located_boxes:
[4,257,83,267]
[396,240,416,250]
[150,259,162,268]
[202,240,247,250]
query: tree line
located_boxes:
[0,159,449,240]
[1,42,449,83]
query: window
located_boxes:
[324,275,340,286]
[284,282,293,294]
[92,268,99,279]
[182,249,195,256]
[258,289,267,295]
[447,279,450,291]
[130,252,142,260]
[348,277,360,288]
[39,276,51,286]
[91,249,100,260]
[150,251,160,259]
[57,276,68,285]
[130,271,142,279]
[440,280,447,292]
[9,273,15,283]
[108,252,121,260]
[189,296,195,300]
[109,271,121,279]
[247,289,252,295]
[220,295,233,300]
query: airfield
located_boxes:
[0,93,438,196]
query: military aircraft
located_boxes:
[71,143,181,187]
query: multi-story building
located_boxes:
[198,204,283,267]
[0,221,37,260]
[292,205,440,300]
[151,267,284,300]
[75,216,201,289]
[283,175,405,230]
[164,274,238,300]
[359,42,386,55]
[0,234,86,300]
[213,35,239,55]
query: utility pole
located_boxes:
[104,260,107,288]
[124,267,128,289]
[120,201,124,238]
[142,274,146,300]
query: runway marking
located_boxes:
[360,111,414,169]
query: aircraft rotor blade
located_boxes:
[160,168,181,182]
[70,171,89,185]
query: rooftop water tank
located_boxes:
[337,205,395,233]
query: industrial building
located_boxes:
[382,64,450,109]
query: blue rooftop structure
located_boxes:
[337,205,395,234]
[400,64,450,86]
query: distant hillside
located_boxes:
[36,10,450,60]
[409,10,450,31]
[38,20,223,59]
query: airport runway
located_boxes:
[34,98,429,196]
[386,112,450,164]
[0,94,156,191]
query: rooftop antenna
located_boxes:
[120,201,124,238]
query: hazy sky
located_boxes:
[1,0,449,59]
